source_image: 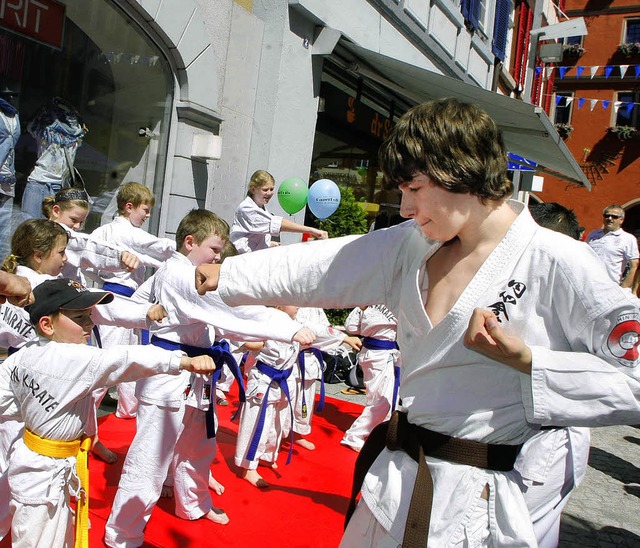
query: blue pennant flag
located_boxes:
[636,66,640,79]
[559,67,569,78]
[605,66,613,78]
[576,66,584,78]
[602,100,610,110]
[578,98,586,109]
[535,67,542,77]
[627,103,635,115]
[555,95,563,106]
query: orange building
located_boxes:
[535,0,640,238]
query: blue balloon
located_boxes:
[307,179,340,220]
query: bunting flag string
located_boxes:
[548,94,640,115]
[541,64,640,79]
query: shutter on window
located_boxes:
[492,0,511,61]
[461,0,480,31]
[461,0,471,22]
[469,0,480,31]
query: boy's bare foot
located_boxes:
[208,474,225,495]
[90,440,117,464]
[340,441,361,453]
[160,485,174,498]
[259,459,278,470]
[240,468,269,489]
[294,436,315,451]
[203,506,229,525]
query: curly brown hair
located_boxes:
[379,98,512,202]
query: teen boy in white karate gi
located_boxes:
[105,210,314,547]
[195,99,640,547]
[0,278,215,548]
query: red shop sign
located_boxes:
[0,0,66,50]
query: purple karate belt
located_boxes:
[150,335,245,438]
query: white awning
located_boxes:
[342,43,590,189]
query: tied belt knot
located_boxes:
[150,335,245,438]
[345,411,523,548]
[23,429,92,548]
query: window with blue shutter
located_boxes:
[492,0,511,61]
[461,0,481,32]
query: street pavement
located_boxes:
[558,424,640,547]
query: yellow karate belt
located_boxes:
[23,429,92,548]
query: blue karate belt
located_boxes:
[246,361,295,465]
[150,335,245,439]
[362,337,401,411]
[296,347,326,418]
[102,282,149,344]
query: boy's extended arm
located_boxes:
[0,272,33,307]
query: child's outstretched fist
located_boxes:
[180,355,216,373]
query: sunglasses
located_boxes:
[603,214,622,220]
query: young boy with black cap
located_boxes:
[0,278,215,548]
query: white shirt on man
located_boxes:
[587,227,639,283]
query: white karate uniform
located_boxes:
[59,223,123,286]
[0,340,185,548]
[105,253,302,548]
[514,426,590,548]
[229,196,283,254]
[341,305,400,451]
[293,307,345,436]
[235,327,346,469]
[215,200,640,546]
[0,266,54,352]
[91,216,176,417]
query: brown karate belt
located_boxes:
[345,410,523,547]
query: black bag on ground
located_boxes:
[322,348,363,388]
[322,348,356,384]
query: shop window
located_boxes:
[0,0,173,233]
[625,19,640,44]
[553,92,574,125]
[615,91,640,128]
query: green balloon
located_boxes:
[277,177,308,214]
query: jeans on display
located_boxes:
[0,193,12,258]
[21,180,62,219]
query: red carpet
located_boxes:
[3,391,364,547]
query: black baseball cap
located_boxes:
[27,278,114,325]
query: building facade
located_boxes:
[0,0,581,243]
[536,0,640,237]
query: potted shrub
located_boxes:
[563,44,585,58]
[618,43,640,57]
[608,125,638,140]
[554,123,574,139]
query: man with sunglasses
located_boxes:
[587,205,639,289]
